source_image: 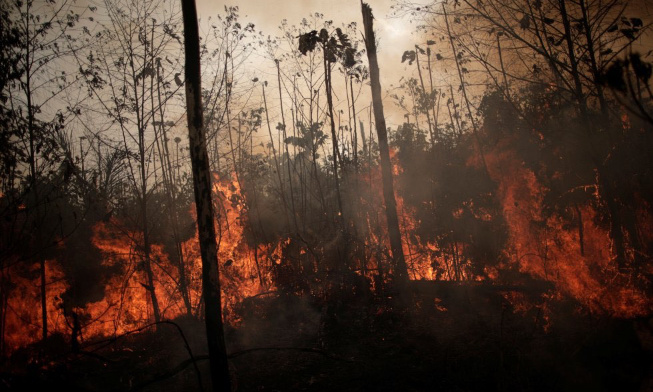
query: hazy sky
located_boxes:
[193,0,653,129]
[195,0,416,126]
[196,0,413,62]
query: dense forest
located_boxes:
[2,0,653,390]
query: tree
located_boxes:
[361,2,409,285]
[76,0,189,325]
[180,0,231,390]
[1,0,88,342]
[298,24,357,224]
[394,0,652,270]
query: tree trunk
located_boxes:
[350,78,359,170]
[277,60,299,232]
[361,2,409,285]
[426,48,440,145]
[262,82,292,230]
[414,49,435,147]
[443,4,488,173]
[323,53,345,224]
[180,0,231,390]
[26,20,48,341]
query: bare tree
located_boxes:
[1,0,88,341]
[181,0,231,390]
[76,0,188,325]
[361,2,409,285]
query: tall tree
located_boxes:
[180,0,231,390]
[361,2,409,285]
[298,25,357,225]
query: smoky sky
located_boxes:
[197,0,415,127]
[196,0,653,129]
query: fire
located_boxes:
[621,113,631,130]
[183,173,277,324]
[3,146,651,355]
[485,141,652,318]
[3,259,67,353]
[355,150,476,284]
[2,172,281,353]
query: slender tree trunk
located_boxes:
[410,83,420,131]
[448,85,463,138]
[426,48,439,145]
[323,53,344,224]
[155,58,192,316]
[350,77,359,171]
[359,120,367,153]
[362,2,408,285]
[25,14,48,340]
[560,0,625,266]
[262,82,292,230]
[226,107,240,183]
[443,4,487,172]
[140,111,161,326]
[277,60,299,232]
[415,49,435,147]
[559,0,587,117]
[578,0,606,112]
[496,34,510,100]
[181,0,231,390]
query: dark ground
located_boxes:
[2,285,653,391]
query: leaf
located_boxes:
[335,27,351,48]
[620,28,636,40]
[631,18,643,29]
[319,28,329,42]
[601,61,626,92]
[343,47,356,68]
[519,15,530,30]
[298,30,319,55]
[532,64,541,74]
[426,40,436,45]
[542,17,554,25]
[163,24,181,44]
[401,50,416,65]
[631,53,652,83]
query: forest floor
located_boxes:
[2,285,653,391]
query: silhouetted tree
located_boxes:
[181,0,231,390]
[361,2,409,285]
